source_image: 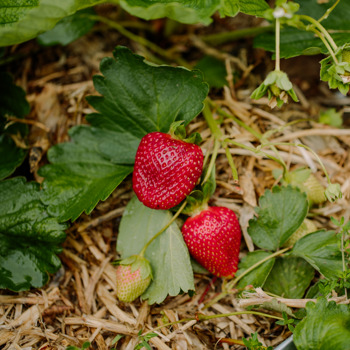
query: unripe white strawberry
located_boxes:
[303,174,325,204]
[116,255,152,302]
[283,219,317,247]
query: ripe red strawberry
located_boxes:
[181,206,241,278]
[133,132,203,210]
[116,256,152,302]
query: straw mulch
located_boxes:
[1,7,350,350]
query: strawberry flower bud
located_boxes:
[264,1,299,22]
[320,44,350,95]
[116,255,152,303]
[325,183,342,203]
[251,71,298,108]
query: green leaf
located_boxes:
[66,125,140,165]
[117,197,194,304]
[219,0,239,17]
[0,72,30,179]
[236,250,275,289]
[263,257,314,298]
[86,46,208,144]
[191,258,209,275]
[0,0,106,47]
[0,177,67,291]
[0,72,30,134]
[195,56,227,89]
[254,0,350,58]
[0,134,26,180]
[290,230,343,279]
[119,0,220,25]
[220,0,269,17]
[319,108,343,128]
[294,299,350,350]
[37,8,96,46]
[248,186,308,251]
[238,0,269,16]
[39,127,133,222]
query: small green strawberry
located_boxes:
[283,219,317,247]
[282,168,325,205]
[116,255,152,303]
[302,174,325,204]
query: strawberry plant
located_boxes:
[1,0,350,348]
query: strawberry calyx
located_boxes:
[118,255,153,281]
[171,165,216,216]
[325,183,342,203]
[251,70,299,109]
[169,120,202,145]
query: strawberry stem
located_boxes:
[261,142,332,185]
[275,18,280,72]
[225,139,288,175]
[203,99,222,140]
[139,201,187,257]
[318,0,340,22]
[207,99,262,140]
[83,14,189,67]
[143,310,283,336]
[202,100,240,183]
[299,14,338,53]
[227,247,291,289]
[202,138,220,185]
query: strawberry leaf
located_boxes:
[0,177,67,291]
[0,0,106,46]
[117,197,194,304]
[248,186,308,251]
[0,134,26,181]
[0,72,30,180]
[118,0,220,25]
[290,230,343,280]
[39,127,133,222]
[86,46,208,144]
[37,8,96,46]
[236,251,275,289]
[294,298,350,350]
[263,257,314,298]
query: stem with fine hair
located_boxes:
[143,310,283,336]
[84,14,189,67]
[275,18,281,71]
[207,99,262,140]
[139,201,187,257]
[299,14,338,52]
[318,0,341,22]
[259,142,332,184]
[225,139,289,175]
[202,100,239,184]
